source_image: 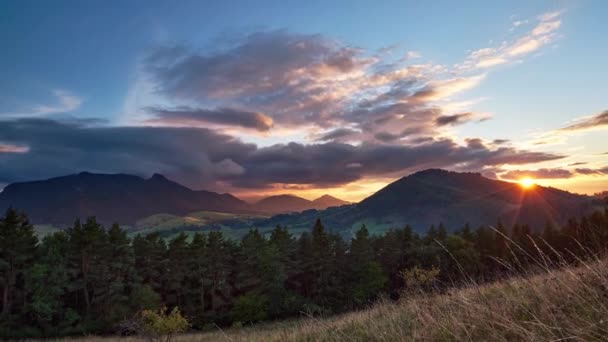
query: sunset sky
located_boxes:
[1,0,607,201]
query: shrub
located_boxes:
[138,306,189,342]
[232,293,268,324]
[400,266,440,292]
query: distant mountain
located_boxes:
[0,172,250,225]
[255,169,598,235]
[0,169,599,234]
[312,194,350,208]
[254,194,350,214]
[355,169,595,230]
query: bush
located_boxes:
[400,266,440,292]
[232,293,268,324]
[138,306,189,342]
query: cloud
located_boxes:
[374,131,404,143]
[0,143,29,153]
[0,118,564,190]
[501,168,574,180]
[142,30,488,145]
[145,30,374,125]
[146,106,274,131]
[32,90,83,115]
[410,74,485,102]
[500,166,608,180]
[574,168,605,176]
[435,112,474,126]
[3,90,83,118]
[405,51,422,59]
[314,128,360,142]
[233,139,564,188]
[558,110,608,132]
[458,10,562,71]
[0,118,255,188]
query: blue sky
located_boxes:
[1,0,607,200]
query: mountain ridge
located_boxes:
[255,169,598,235]
[0,169,599,231]
[0,172,250,224]
[253,193,350,214]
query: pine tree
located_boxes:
[0,208,38,325]
[65,217,108,321]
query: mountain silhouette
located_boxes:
[0,172,249,224]
[257,169,598,234]
[0,169,598,230]
[254,194,350,214]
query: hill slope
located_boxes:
[355,168,593,230]
[257,169,595,235]
[46,258,608,341]
[254,194,350,214]
[0,172,249,224]
[312,194,350,208]
[197,259,608,341]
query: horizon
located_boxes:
[0,168,597,203]
[1,1,607,202]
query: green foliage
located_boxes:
[400,266,440,291]
[139,306,189,342]
[2,204,608,338]
[232,293,268,323]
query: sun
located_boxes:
[519,177,536,189]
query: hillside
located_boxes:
[254,194,349,214]
[355,169,595,231]
[1,169,597,233]
[257,169,596,235]
[312,194,350,208]
[0,172,249,224]
[45,258,608,341]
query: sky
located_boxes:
[0,0,607,202]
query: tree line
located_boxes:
[1,205,608,338]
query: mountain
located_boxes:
[0,169,599,234]
[255,169,598,235]
[355,169,595,230]
[0,172,249,225]
[312,194,350,208]
[254,194,349,214]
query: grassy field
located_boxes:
[33,211,271,241]
[40,253,608,341]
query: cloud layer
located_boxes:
[146,106,274,131]
[0,118,564,191]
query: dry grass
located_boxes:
[40,254,608,342]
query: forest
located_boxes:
[2,205,608,339]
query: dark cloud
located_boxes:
[233,138,564,188]
[435,112,474,126]
[315,128,359,142]
[146,106,273,131]
[374,131,403,143]
[568,162,587,166]
[0,118,564,190]
[559,110,608,132]
[465,138,486,149]
[501,168,574,180]
[574,167,608,176]
[492,139,509,145]
[0,118,255,188]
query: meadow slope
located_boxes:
[43,257,608,342]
